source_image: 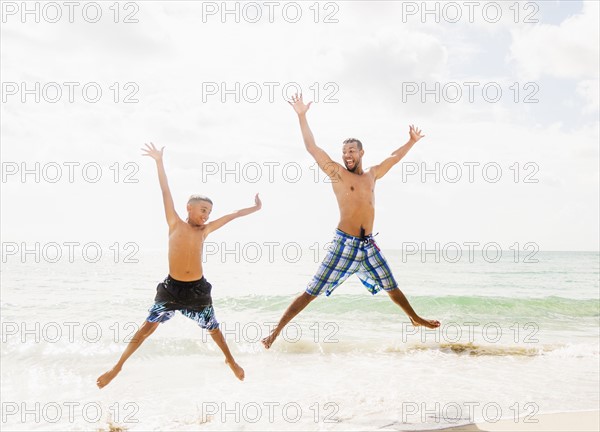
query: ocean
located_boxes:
[1,248,599,431]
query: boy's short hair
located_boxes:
[188,195,213,205]
[343,138,363,150]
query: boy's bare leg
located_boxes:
[96,321,159,388]
[208,328,245,381]
[386,288,441,328]
[261,292,317,349]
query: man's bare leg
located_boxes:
[208,328,245,381]
[261,292,317,349]
[96,321,159,388]
[386,288,440,328]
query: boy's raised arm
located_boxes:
[141,142,180,228]
[205,194,262,234]
[371,125,425,180]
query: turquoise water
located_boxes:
[1,251,598,430]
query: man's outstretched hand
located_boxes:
[288,93,312,116]
[409,125,425,143]
[141,142,164,161]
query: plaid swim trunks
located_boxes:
[146,275,219,330]
[306,229,398,296]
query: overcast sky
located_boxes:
[1,0,598,254]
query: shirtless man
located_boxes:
[262,94,440,349]
[97,143,261,387]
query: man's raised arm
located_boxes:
[372,125,425,180]
[141,142,180,228]
[289,93,340,178]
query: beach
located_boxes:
[2,0,599,430]
[436,410,600,431]
[1,249,598,430]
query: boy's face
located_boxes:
[342,142,364,172]
[187,201,213,226]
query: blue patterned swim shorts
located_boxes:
[146,275,219,330]
[306,229,398,296]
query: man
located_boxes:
[97,143,261,387]
[262,93,440,349]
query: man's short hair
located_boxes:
[188,195,213,205]
[343,138,363,150]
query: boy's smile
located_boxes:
[187,202,212,227]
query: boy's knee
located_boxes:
[140,322,159,337]
[207,328,224,340]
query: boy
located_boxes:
[97,142,261,387]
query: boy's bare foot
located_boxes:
[225,359,245,381]
[96,366,122,389]
[261,333,277,349]
[410,316,441,329]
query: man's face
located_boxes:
[187,201,213,226]
[342,142,363,172]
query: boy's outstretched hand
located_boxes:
[141,142,164,161]
[254,193,262,210]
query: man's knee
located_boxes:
[385,287,400,297]
[300,292,318,303]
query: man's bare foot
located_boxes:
[410,316,441,329]
[96,366,122,389]
[261,333,277,349]
[225,359,245,381]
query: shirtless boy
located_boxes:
[262,94,440,349]
[97,143,261,387]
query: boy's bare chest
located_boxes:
[170,226,206,249]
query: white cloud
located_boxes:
[577,79,600,113]
[1,1,598,250]
[508,1,599,80]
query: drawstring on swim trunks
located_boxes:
[360,231,380,251]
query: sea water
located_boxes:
[1,249,598,430]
